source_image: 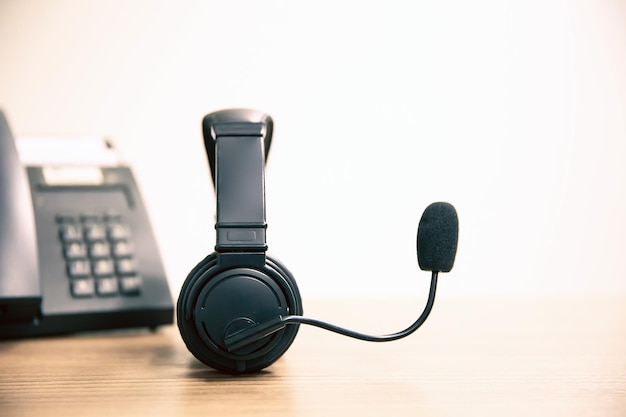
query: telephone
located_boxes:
[0,110,173,338]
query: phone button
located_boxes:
[84,223,107,241]
[96,277,118,296]
[64,242,87,259]
[107,223,130,241]
[111,241,133,258]
[115,258,136,276]
[71,278,95,297]
[59,224,83,242]
[67,259,91,278]
[92,258,115,277]
[89,241,111,258]
[120,276,142,296]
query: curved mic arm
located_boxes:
[224,272,439,352]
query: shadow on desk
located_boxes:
[0,296,625,417]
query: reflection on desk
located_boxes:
[0,296,625,417]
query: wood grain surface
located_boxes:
[1,296,624,416]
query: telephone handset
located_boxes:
[0,110,173,338]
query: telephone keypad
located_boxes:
[58,213,142,299]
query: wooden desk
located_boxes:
[1,296,624,416]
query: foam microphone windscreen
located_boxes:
[417,202,459,272]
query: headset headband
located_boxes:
[202,109,273,255]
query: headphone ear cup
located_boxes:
[177,253,302,374]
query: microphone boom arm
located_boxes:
[224,271,439,352]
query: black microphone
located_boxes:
[417,202,459,273]
[223,202,459,352]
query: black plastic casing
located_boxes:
[8,167,175,338]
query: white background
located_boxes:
[1,0,625,300]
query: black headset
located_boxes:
[177,109,459,374]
